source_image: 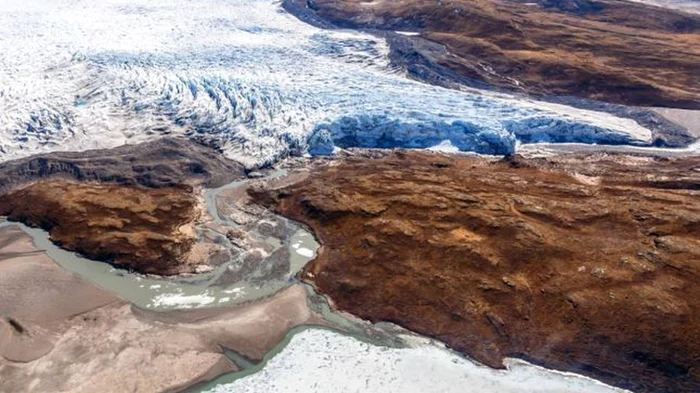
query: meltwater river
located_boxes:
[0,171,320,311]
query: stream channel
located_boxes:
[0,170,319,310]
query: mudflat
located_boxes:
[0,224,324,393]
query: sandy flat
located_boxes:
[0,225,324,393]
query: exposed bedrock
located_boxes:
[0,138,245,275]
[0,137,244,195]
[285,0,700,110]
[374,31,696,148]
[253,150,700,393]
[0,181,199,275]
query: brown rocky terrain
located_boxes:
[254,150,700,393]
[286,0,700,109]
[0,137,244,194]
[0,181,199,275]
[0,138,246,275]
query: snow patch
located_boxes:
[427,139,460,153]
[223,287,245,295]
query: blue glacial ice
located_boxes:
[0,0,654,167]
[311,115,516,155]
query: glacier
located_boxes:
[0,0,655,167]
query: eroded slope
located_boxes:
[0,138,245,275]
[255,151,700,393]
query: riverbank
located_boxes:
[4,146,699,393]
[0,142,322,310]
[1,1,699,392]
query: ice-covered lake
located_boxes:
[202,328,631,393]
[0,0,653,166]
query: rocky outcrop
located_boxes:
[284,0,700,109]
[0,181,199,275]
[0,138,248,275]
[0,137,244,195]
[255,150,700,393]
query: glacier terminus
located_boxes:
[0,0,655,167]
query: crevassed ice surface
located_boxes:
[205,328,631,393]
[0,0,652,167]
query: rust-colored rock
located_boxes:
[255,151,700,393]
[0,181,199,275]
[287,0,700,108]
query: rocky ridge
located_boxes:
[286,0,700,109]
[0,181,199,275]
[0,138,244,194]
